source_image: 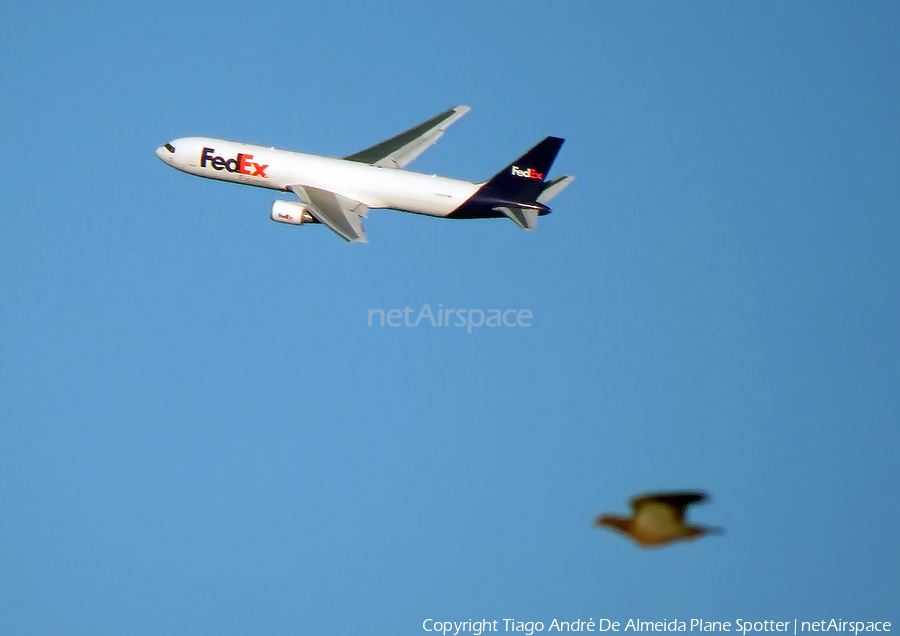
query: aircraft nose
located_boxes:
[156,142,177,162]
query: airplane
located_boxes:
[155,106,574,243]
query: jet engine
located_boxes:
[270,200,316,225]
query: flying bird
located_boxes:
[595,491,722,548]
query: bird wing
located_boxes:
[631,492,707,521]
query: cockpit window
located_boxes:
[164,143,175,153]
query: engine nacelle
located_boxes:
[270,200,315,225]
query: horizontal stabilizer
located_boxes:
[495,206,539,230]
[537,175,575,204]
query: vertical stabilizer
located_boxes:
[481,136,565,203]
[446,135,570,224]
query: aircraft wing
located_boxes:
[343,105,470,169]
[288,184,369,243]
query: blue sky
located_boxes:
[1,1,898,634]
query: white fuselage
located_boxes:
[156,136,481,217]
